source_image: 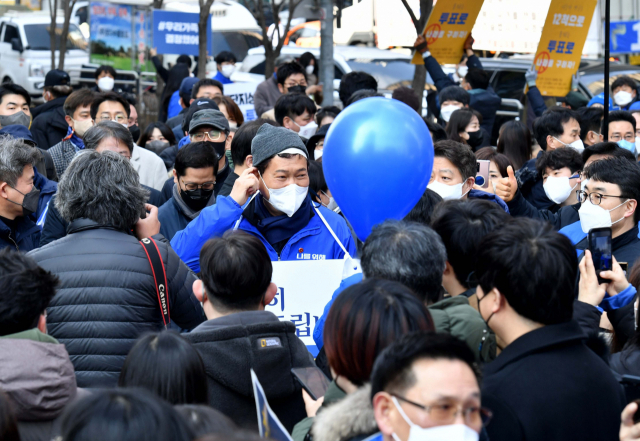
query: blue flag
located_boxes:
[251,369,294,441]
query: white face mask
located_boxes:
[221,64,236,78]
[578,199,629,233]
[614,90,634,106]
[427,180,469,200]
[543,175,578,205]
[314,148,323,160]
[552,136,584,153]
[97,76,115,92]
[293,120,318,139]
[391,397,479,441]
[260,173,308,217]
[72,118,94,137]
[440,105,461,122]
[321,190,339,212]
[305,65,315,75]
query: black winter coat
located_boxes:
[482,321,625,441]
[0,215,40,252]
[184,311,315,432]
[30,96,69,150]
[27,220,206,388]
[507,190,579,230]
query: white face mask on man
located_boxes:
[614,90,634,106]
[97,76,115,92]
[427,180,470,200]
[543,175,579,205]
[260,172,308,217]
[440,105,461,122]
[292,120,318,139]
[391,397,479,441]
[552,136,584,153]
[578,199,629,233]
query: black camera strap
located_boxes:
[139,237,170,329]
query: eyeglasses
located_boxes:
[97,114,127,123]
[393,395,492,427]
[181,179,215,191]
[191,130,224,142]
[609,133,635,142]
[577,190,626,206]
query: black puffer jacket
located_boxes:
[30,96,69,150]
[27,219,206,388]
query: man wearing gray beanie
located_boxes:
[171,124,356,272]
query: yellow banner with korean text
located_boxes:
[533,0,597,96]
[411,0,485,65]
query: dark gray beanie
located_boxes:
[251,124,308,166]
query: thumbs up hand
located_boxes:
[495,166,517,203]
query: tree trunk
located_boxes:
[401,0,433,101]
[197,0,213,78]
[58,0,76,70]
[411,64,427,103]
[49,0,58,70]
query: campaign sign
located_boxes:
[153,9,212,56]
[609,21,640,54]
[251,369,294,441]
[267,259,361,356]
[412,0,486,65]
[224,82,259,122]
[90,2,133,70]
[533,0,597,96]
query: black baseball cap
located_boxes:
[181,98,220,135]
[44,69,70,87]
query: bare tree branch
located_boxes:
[49,0,58,70]
[399,0,419,32]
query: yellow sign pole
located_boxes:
[412,0,486,65]
[533,0,598,96]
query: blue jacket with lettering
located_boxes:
[171,195,357,272]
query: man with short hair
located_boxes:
[427,140,508,210]
[430,199,510,312]
[48,89,96,177]
[274,93,317,138]
[536,147,583,208]
[192,78,224,100]
[370,332,485,441]
[93,65,117,92]
[0,136,41,251]
[158,142,218,241]
[0,248,82,441]
[188,109,231,188]
[605,110,637,155]
[391,86,421,113]
[261,62,321,121]
[577,106,604,146]
[414,34,500,134]
[218,119,276,197]
[612,75,640,109]
[338,71,378,106]
[475,217,625,441]
[91,92,167,190]
[31,69,73,149]
[0,84,32,129]
[171,124,356,272]
[213,51,237,85]
[184,231,314,431]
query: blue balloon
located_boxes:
[323,97,434,242]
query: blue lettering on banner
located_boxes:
[152,9,212,56]
[608,20,640,54]
[269,287,285,311]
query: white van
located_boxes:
[0,11,89,99]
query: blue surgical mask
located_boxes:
[618,139,637,153]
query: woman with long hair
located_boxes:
[497,120,533,170]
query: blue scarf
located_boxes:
[250,193,313,248]
[65,126,85,150]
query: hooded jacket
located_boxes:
[172,195,357,273]
[184,311,315,432]
[158,184,216,241]
[517,152,556,210]
[27,219,206,388]
[30,96,69,150]
[0,330,78,441]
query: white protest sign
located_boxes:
[266,259,361,356]
[224,82,259,122]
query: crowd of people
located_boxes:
[3,39,640,441]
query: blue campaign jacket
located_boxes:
[32,168,57,227]
[213,71,233,85]
[167,90,182,120]
[171,195,357,272]
[468,189,510,212]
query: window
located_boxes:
[3,25,19,44]
[23,24,87,51]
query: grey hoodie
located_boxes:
[0,337,78,441]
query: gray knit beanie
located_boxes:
[251,124,308,166]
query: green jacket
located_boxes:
[292,380,347,441]
[0,328,59,343]
[429,296,496,363]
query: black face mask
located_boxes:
[145,140,170,155]
[180,188,214,212]
[129,124,140,143]
[206,141,227,163]
[8,185,40,217]
[288,85,307,94]
[467,130,484,148]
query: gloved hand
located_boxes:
[525,67,537,88]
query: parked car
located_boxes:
[0,11,89,100]
[284,21,320,47]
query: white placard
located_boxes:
[224,82,259,122]
[266,259,361,355]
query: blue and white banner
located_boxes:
[152,9,211,56]
[251,369,294,441]
[609,20,640,54]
